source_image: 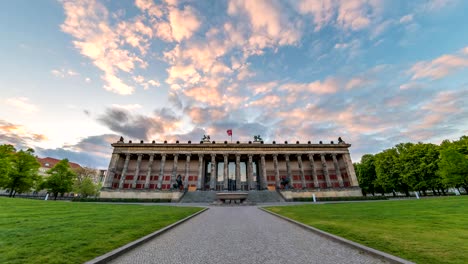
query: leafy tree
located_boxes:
[5,148,40,197]
[355,154,377,196]
[76,177,99,198]
[44,159,76,200]
[73,167,100,197]
[0,144,16,188]
[396,143,440,196]
[438,144,468,192]
[374,148,403,196]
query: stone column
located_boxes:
[260,154,267,190]
[235,154,241,190]
[308,154,319,188]
[343,153,359,186]
[119,154,131,189]
[210,154,217,190]
[247,154,254,190]
[144,154,154,189]
[197,154,204,190]
[157,153,166,190]
[285,154,294,188]
[332,154,344,187]
[171,154,179,189]
[184,154,191,190]
[321,154,331,188]
[273,154,280,189]
[297,154,306,189]
[223,154,229,190]
[105,153,120,188]
[132,154,143,188]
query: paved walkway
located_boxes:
[109,206,388,264]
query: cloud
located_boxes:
[51,68,79,77]
[0,120,47,149]
[280,77,339,94]
[345,77,370,90]
[97,107,181,141]
[168,6,200,42]
[111,104,142,111]
[296,0,382,31]
[399,14,414,24]
[228,0,301,49]
[408,51,468,80]
[5,97,39,113]
[60,0,150,95]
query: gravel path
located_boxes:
[109,206,388,264]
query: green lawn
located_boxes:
[0,198,203,264]
[265,197,468,264]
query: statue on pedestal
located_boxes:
[202,135,211,142]
[118,136,124,142]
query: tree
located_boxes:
[374,148,403,196]
[73,167,100,197]
[355,154,377,196]
[44,159,76,200]
[4,148,40,197]
[0,144,16,188]
[438,147,468,192]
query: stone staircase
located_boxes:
[179,190,285,203]
[179,191,218,203]
[246,190,285,203]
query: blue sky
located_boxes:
[1,0,467,168]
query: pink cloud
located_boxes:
[408,53,468,80]
[168,6,200,42]
[280,77,339,94]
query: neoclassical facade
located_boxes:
[101,139,361,199]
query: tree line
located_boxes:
[354,135,468,196]
[0,144,101,199]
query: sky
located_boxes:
[1,0,467,169]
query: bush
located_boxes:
[292,196,388,202]
[72,197,173,203]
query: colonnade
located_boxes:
[105,152,357,191]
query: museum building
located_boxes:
[101,138,361,200]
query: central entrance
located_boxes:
[204,159,258,191]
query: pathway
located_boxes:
[109,206,388,264]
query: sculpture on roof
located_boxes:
[338,137,345,144]
[118,136,124,142]
[253,135,263,142]
[202,135,211,141]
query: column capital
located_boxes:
[332,153,337,157]
[260,154,265,158]
[173,153,179,157]
[161,153,167,157]
[198,153,204,159]
[235,153,241,158]
[308,153,314,158]
[284,154,290,160]
[186,153,191,157]
[272,153,278,158]
[296,154,302,159]
[149,153,155,157]
[211,153,216,158]
[223,153,229,158]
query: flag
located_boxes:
[227,129,232,136]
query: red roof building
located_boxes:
[37,157,82,175]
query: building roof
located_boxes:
[37,157,82,169]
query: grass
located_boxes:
[265,197,468,264]
[0,198,203,264]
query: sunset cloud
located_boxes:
[5,97,38,113]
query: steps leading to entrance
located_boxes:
[179,190,285,203]
[246,190,285,203]
[179,191,218,203]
